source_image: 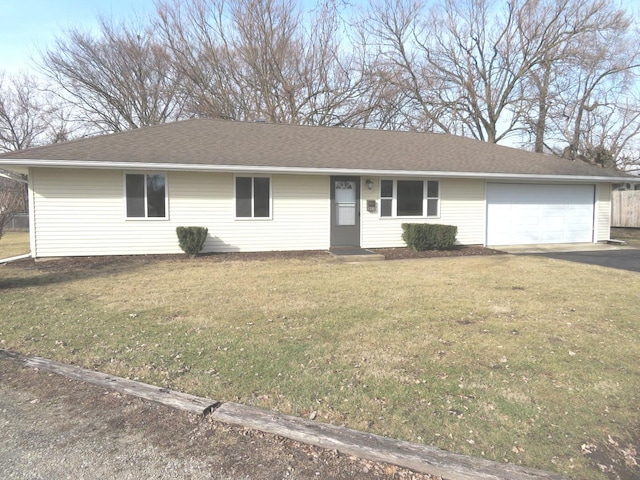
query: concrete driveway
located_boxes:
[500,243,640,273]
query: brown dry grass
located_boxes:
[0,231,29,259]
[1,252,639,479]
[611,227,640,247]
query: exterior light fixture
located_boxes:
[365,179,374,190]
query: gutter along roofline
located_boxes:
[0,158,635,183]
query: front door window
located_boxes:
[335,181,356,225]
[330,176,360,247]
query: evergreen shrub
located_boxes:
[401,223,457,251]
[176,226,208,257]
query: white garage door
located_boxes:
[486,184,595,245]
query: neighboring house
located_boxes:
[0,119,636,258]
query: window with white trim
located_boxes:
[380,179,439,217]
[235,176,271,218]
[125,173,167,219]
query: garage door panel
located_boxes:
[511,230,541,244]
[567,205,593,214]
[518,206,542,215]
[487,184,594,245]
[540,207,564,218]
[567,215,592,226]
[541,229,566,242]
[512,213,541,225]
[544,216,564,227]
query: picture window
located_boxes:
[380,179,439,217]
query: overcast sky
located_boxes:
[3,0,640,77]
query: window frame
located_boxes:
[234,175,272,220]
[379,179,440,218]
[124,172,169,220]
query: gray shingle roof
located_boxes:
[0,118,633,179]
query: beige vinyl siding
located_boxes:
[210,173,329,252]
[594,183,611,242]
[32,169,143,257]
[31,168,329,257]
[361,178,485,248]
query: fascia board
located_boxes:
[0,159,636,183]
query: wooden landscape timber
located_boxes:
[18,352,213,415]
[213,402,568,480]
[1,349,568,480]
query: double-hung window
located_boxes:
[380,179,439,217]
[125,173,167,219]
[235,176,271,218]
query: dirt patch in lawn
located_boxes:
[582,432,640,480]
[5,245,504,272]
[611,227,640,248]
[370,245,505,260]
[0,355,435,480]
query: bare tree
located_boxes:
[356,0,640,169]
[519,0,640,162]
[40,17,186,133]
[17,0,640,170]
[0,173,27,239]
[421,0,632,144]
[356,0,549,138]
[156,0,364,125]
[155,0,241,120]
[424,0,528,141]
[0,72,45,240]
[0,72,52,152]
[353,0,452,132]
[557,33,639,165]
[44,99,77,144]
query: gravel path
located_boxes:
[0,357,434,480]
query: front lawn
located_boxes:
[0,231,29,259]
[611,227,640,248]
[1,253,638,479]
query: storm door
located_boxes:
[330,176,361,247]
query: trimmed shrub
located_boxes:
[176,226,208,257]
[401,223,457,251]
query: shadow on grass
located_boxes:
[0,251,329,290]
[0,256,162,290]
[0,247,507,290]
